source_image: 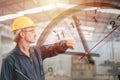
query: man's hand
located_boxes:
[65,39,75,49]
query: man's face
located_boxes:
[22,27,37,43]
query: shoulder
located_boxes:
[2,49,17,65]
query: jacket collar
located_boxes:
[14,45,31,57]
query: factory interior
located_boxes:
[0,0,120,80]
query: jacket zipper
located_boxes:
[15,69,30,80]
[29,57,38,80]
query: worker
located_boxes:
[0,16,75,80]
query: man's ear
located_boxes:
[19,32,25,38]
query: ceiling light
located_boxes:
[98,9,120,15]
[57,3,76,9]
[17,3,76,14]
[0,3,76,22]
[83,7,120,14]
[0,13,24,21]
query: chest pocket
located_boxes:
[13,54,31,80]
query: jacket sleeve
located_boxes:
[0,57,14,80]
[37,40,68,60]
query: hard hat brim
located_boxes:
[11,24,38,32]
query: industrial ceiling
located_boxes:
[0,0,120,25]
[0,0,120,44]
[0,0,120,51]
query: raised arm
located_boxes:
[36,39,75,60]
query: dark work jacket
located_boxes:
[0,40,68,80]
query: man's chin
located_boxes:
[29,39,37,44]
[30,42,36,46]
[29,40,36,43]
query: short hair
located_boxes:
[13,30,21,43]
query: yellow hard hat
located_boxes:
[11,16,37,32]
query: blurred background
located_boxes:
[0,0,120,80]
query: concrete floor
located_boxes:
[45,74,119,80]
[45,74,70,80]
